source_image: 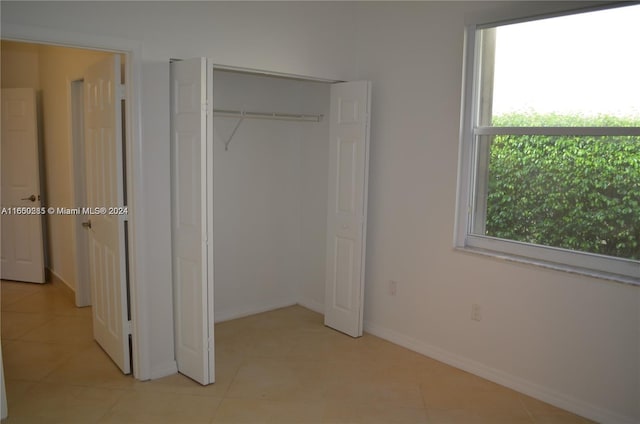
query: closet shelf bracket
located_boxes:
[224,112,245,151]
[215,108,324,151]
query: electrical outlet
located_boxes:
[389,280,398,296]
[471,304,482,321]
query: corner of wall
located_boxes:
[47,267,75,296]
[297,297,324,315]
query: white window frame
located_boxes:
[455,4,640,285]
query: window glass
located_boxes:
[472,134,639,260]
[482,6,640,127]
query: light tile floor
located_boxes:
[1,280,594,423]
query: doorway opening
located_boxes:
[209,65,371,335]
[1,39,136,377]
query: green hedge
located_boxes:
[485,114,640,260]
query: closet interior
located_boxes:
[211,69,331,322]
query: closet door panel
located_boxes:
[170,57,214,385]
[325,81,371,337]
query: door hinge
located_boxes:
[126,320,133,335]
[202,101,211,115]
[118,84,126,100]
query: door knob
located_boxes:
[21,194,36,202]
[82,220,92,229]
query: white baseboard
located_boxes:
[47,268,74,296]
[296,297,324,315]
[214,300,298,324]
[149,360,178,380]
[364,320,636,424]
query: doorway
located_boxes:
[0,39,137,377]
[209,66,371,336]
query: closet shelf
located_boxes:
[214,109,324,150]
[214,109,323,123]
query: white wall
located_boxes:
[1,1,357,80]
[211,70,330,321]
[3,2,638,423]
[353,2,639,423]
[0,41,39,89]
[298,83,331,312]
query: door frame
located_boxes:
[2,23,149,380]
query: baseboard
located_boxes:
[214,300,298,323]
[364,320,636,424]
[149,360,178,380]
[296,297,324,315]
[47,268,74,298]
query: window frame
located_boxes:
[455,3,640,285]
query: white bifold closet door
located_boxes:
[170,58,215,385]
[324,81,371,338]
[170,58,370,385]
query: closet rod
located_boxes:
[214,109,323,122]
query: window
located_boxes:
[456,4,640,283]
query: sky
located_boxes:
[491,4,640,118]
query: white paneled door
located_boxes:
[324,81,372,337]
[84,55,131,374]
[170,58,215,385]
[0,88,45,283]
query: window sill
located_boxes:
[454,246,640,287]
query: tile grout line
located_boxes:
[89,385,132,424]
[209,355,248,422]
[417,380,436,424]
[518,394,538,424]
